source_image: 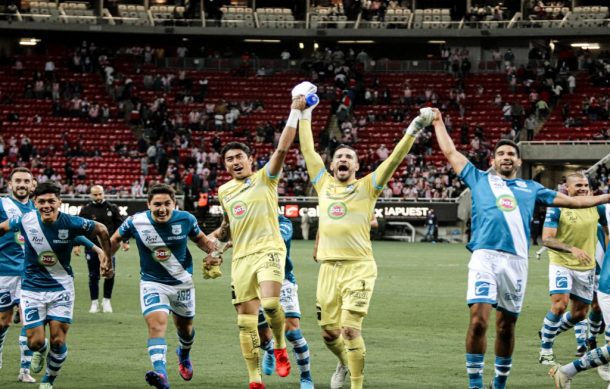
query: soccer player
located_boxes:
[0,168,36,383]
[299,91,432,389]
[258,215,314,389]
[0,181,112,389]
[431,107,610,389]
[538,173,607,365]
[549,212,610,388]
[215,89,307,389]
[74,185,129,314]
[110,183,215,389]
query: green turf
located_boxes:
[0,242,605,388]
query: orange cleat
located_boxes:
[274,348,291,378]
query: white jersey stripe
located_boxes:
[132,213,192,286]
[2,197,24,219]
[21,212,73,291]
[487,174,528,259]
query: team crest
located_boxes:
[496,195,518,212]
[171,224,182,235]
[58,229,69,240]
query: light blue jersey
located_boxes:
[279,215,296,284]
[9,211,95,292]
[460,162,557,258]
[0,197,35,275]
[118,210,201,286]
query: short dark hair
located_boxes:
[493,139,520,158]
[9,167,33,180]
[221,142,251,160]
[34,181,61,198]
[332,144,358,161]
[147,183,176,203]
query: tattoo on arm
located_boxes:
[542,237,573,253]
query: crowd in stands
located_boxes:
[2,41,610,201]
[527,1,569,21]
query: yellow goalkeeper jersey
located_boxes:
[218,165,286,260]
[298,119,417,262]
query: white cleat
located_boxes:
[539,350,556,365]
[599,363,610,381]
[549,364,571,389]
[18,368,36,383]
[330,363,349,389]
[102,298,113,313]
[30,351,45,374]
[89,300,100,313]
[38,383,52,389]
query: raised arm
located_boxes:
[431,108,469,175]
[374,109,434,187]
[267,97,307,177]
[552,192,610,209]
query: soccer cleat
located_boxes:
[102,298,113,313]
[89,300,100,313]
[38,383,52,389]
[599,363,610,381]
[176,347,193,381]
[145,371,170,389]
[539,351,556,365]
[549,364,571,389]
[18,368,36,383]
[300,376,315,389]
[13,309,21,324]
[575,345,587,357]
[330,363,349,389]
[274,348,291,378]
[262,349,275,376]
[30,350,46,374]
[249,382,265,389]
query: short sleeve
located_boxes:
[311,170,331,194]
[264,162,281,181]
[118,217,134,240]
[75,235,95,249]
[544,207,560,229]
[535,183,558,206]
[71,216,95,235]
[187,214,202,237]
[597,205,607,226]
[458,162,485,189]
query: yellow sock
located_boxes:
[237,314,262,383]
[261,297,286,349]
[345,336,366,389]
[324,335,348,366]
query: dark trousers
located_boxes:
[86,249,116,300]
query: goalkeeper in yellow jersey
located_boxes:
[297,87,434,389]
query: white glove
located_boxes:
[291,81,317,99]
[406,108,435,136]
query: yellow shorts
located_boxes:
[316,260,377,329]
[231,250,286,305]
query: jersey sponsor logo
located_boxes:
[496,195,517,212]
[143,293,161,306]
[474,281,490,296]
[327,202,347,219]
[231,201,247,219]
[152,246,172,262]
[38,251,58,266]
[516,180,528,188]
[58,229,69,240]
[0,292,11,306]
[556,276,568,289]
[171,224,182,235]
[24,308,40,322]
[15,232,25,245]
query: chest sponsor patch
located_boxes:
[231,201,247,219]
[15,232,25,245]
[328,202,347,219]
[152,246,172,262]
[38,251,58,266]
[496,195,517,212]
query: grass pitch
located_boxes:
[0,241,605,388]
